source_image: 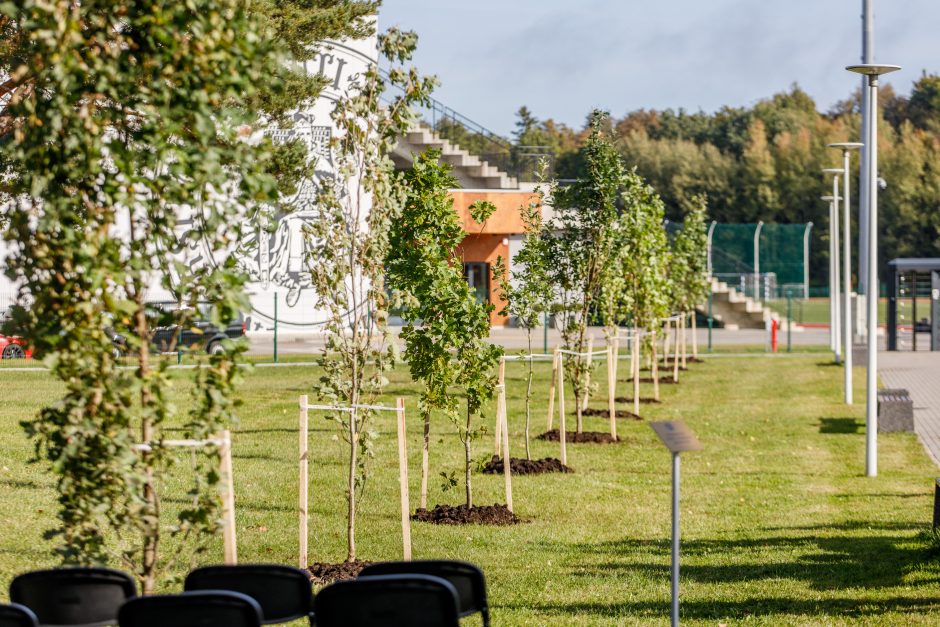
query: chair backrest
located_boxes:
[184,564,313,624]
[10,567,136,627]
[0,604,39,627]
[313,574,460,627]
[358,561,488,624]
[117,591,262,627]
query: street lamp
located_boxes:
[820,190,841,362]
[829,142,864,405]
[846,63,901,478]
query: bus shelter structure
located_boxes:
[887,258,940,351]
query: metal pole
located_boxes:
[858,0,874,298]
[866,74,879,478]
[274,293,279,364]
[706,221,717,278]
[787,291,793,353]
[843,150,854,403]
[671,452,680,627]
[828,199,836,356]
[753,222,763,301]
[832,176,842,365]
[803,223,813,299]
[707,288,713,354]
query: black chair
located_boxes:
[0,604,38,627]
[184,564,313,625]
[10,567,136,627]
[359,560,490,626]
[314,574,459,627]
[117,591,262,627]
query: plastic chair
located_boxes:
[9,567,136,627]
[359,560,490,626]
[313,574,460,627]
[184,564,313,624]
[0,604,39,627]
[117,591,262,627]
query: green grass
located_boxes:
[0,355,938,625]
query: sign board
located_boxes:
[650,421,702,453]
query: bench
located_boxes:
[878,388,914,433]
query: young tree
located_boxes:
[545,110,626,433]
[388,153,501,510]
[1,0,286,593]
[622,171,672,401]
[494,171,551,459]
[671,196,710,358]
[307,28,435,563]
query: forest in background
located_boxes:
[445,74,940,288]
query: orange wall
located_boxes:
[456,234,508,326]
[451,190,537,235]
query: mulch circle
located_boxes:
[536,429,619,444]
[687,357,706,364]
[581,407,643,420]
[412,503,522,526]
[308,560,372,585]
[482,455,574,475]
[615,396,662,405]
[639,376,679,384]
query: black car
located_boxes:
[112,303,246,356]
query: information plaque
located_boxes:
[650,421,703,453]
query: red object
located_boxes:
[771,319,779,353]
[0,334,33,360]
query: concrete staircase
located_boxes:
[699,277,774,330]
[392,125,519,190]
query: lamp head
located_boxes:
[828,142,864,151]
[822,168,843,175]
[821,195,834,202]
[846,64,902,76]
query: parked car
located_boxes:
[112,303,246,356]
[0,334,32,360]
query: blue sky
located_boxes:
[379,1,939,136]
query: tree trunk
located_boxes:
[692,312,699,359]
[134,290,158,595]
[464,404,473,509]
[525,336,532,460]
[420,408,430,510]
[632,329,640,417]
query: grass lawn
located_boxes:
[0,353,938,625]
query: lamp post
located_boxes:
[829,142,864,404]
[821,194,839,361]
[846,63,901,478]
[823,168,844,365]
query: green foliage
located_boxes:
[387,150,502,509]
[0,0,283,592]
[545,110,626,431]
[669,195,710,312]
[307,28,435,560]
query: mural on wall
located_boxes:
[176,38,376,332]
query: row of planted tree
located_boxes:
[2,15,707,589]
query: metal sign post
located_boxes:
[650,421,703,627]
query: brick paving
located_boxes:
[879,351,940,465]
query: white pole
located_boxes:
[833,175,842,365]
[753,221,764,300]
[843,149,855,404]
[858,0,874,297]
[866,74,879,478]
[828,199,837,356]
[671,452,680,627]
[706,221,717,278]
[803,223,813,299]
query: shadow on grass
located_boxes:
[819,417,864,434]
[501,596,940,621]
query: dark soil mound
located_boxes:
[482,455,573,475]
[536,429,619,444]
[688,357,705,364]
[615,396,662,405]
[639,376,679,384]
[581,408,643,420]
[412,503,522,525]
[308,560,372,585]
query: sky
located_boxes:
[379,1,940,136]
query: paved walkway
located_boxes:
[879,351,940,465]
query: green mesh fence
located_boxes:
[666,221,811,300]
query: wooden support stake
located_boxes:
[495,357,505,456]
[663,320,672,366]
[547,347,559,430]
[220,430,237,565]
[298,395,309,569]
[499,385,513,512]
[632,332,641,417]
[673,319,680,383]
[396,398,412,561]
[652,329,660,401]
[582,335,594,411]
[608,339,618,440]
[692,311,699,359]
[558,352,567,466]
[681,313,688,369]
